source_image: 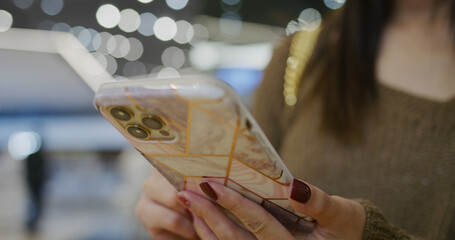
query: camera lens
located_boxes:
[110,107,131,121]
[127,125,148,139]
[142,116,163,130]
[159,130,170,136]
[245,119,252,130]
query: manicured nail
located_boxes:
[199,182,218,201]
[290,179,311,203]
[176,193,190,207]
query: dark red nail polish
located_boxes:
[199,182,218,201]
[290,179,311,203]
[176,194,190,207]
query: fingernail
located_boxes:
[290,179,311,203]
[199,182,218,201]
[185,208,194,223]
[176,193,190,207]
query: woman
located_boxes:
[136,0,455,239]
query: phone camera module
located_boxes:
[127,125,149,139]
[245,119,252,131]
[159,130,170,136]
[111,107,131,121]
[142,116,163,130]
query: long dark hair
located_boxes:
[302,0,454,141]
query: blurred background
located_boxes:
[0,0,343,239]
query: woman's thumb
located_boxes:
[288,179,338,226]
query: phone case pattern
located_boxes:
[95,81,314,234]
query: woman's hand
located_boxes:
[177,179,366,240]
[135,168,198,240]
[288,179,366,239]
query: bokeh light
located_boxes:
[85,28,99,52]
[41,0,64,16]
[189,23,209,45]
[51,22,71,32]
[157,67,180,79]
[154,17,177,41]
[91,52,108,70]
[165,0,189,10]
[104,54,118,75]
[189,43,219,70]
[8,131,42,161]
[92,33,102,50]
[119,9,141,33]
[70,26,91,48]
[78,29,92,47]
[324,0,346,10]
[0,10,13,32]
[161,46,185,69]
[123,61,147,77]
[13,0,34,10]
[298,8,322,31]
[92,32,112,54]
[96,4,121,29]
[138,12,157,36]
[219,12,242,36]
[124,37,144,61]
[106,35,118,56]
[118,38,131,58]
[286,21,301,35]
[174,20,194,44]
[107,34,130,58]
[137,0,154,3]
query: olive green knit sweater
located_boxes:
[252,37,455,239]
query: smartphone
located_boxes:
[94,75,314,235]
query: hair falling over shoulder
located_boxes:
[300,0,455,142]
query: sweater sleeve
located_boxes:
[251,36,292,151]
[355,199,415,240]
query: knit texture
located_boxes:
[356,199,410,240]
[253,37,455,239]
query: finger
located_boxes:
[288,179,366,238]
[188,208,218,240]
[177,191,254,240]
[287,179,336,226]
[198,182,294,240]
[136,194,197,239]
[147,228,187,240]
[288,179,354,226]
[142,169,186,214]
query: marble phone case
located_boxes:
[94,76,314,235]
